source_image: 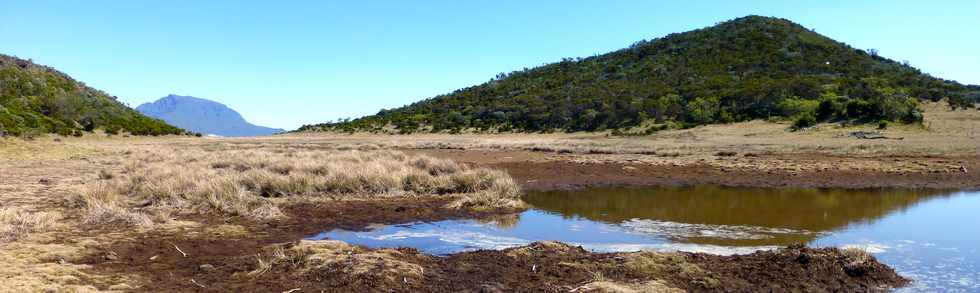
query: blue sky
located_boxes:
[2,1,978,130]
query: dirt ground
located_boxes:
[3,104,978,292]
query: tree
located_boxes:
[686,96,721,124]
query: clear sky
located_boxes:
[2,1,978,130]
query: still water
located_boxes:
[308,187,980,291]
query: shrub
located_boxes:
[778,97,820,117]
[792,112,817,130]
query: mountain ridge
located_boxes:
[137,94,283,137]
[300,15,979,134]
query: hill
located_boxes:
[300,16,979,134]
[0,54,186,137]
[137,95,284,137]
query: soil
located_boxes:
[78,197,909,292]
[410,149,980,190]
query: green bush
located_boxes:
[686,96,721,124]
[778,97,820,117]
[792,112,817,130]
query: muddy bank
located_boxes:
[495,159,979,191]
[77,198,908,292]
[409,149,980,190]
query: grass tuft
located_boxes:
[0,208,58,242]
[70,149,523,226]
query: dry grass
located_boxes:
[0,208,58,242]
[272,101,980,157]
[249,240,423,284]
[623,251,719,289]
[571,280,684,293]
[843,247,873,264]
[69,148,524,226]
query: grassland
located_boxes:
[3,103,974,291]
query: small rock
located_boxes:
[104,252,118,261]
[795,252,811,265]
[199,264,216,272]
[843,261,870,277]
[38,178,52,184]
[961,166,968,173]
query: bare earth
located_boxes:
[2,102,976,292]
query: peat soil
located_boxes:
[78,198,909,292]
[409,149,980,190]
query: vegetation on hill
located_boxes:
[300,16,978,134]
[0,54,186,137]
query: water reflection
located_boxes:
[525,187,946,245]
[310,187,979,291]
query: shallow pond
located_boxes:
[308,187,980,292]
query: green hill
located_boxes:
[301,15,978,134]
[0,54,186,137]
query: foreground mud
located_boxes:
[77,199,908,292]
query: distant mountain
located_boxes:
[0,54,185,137]
[136,95,283,137]
[301,15,979,134]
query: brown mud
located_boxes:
[78,198,908,292]
[411,149,980,190]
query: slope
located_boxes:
[0,54,185,136]
[301,15,978,134]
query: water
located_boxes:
[307,186,980,291]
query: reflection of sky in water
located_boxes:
[308,190,980,292]
[813,191,980,292]
[309,210,781,255]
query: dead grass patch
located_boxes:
[249,240,423,284]
[623,251,719,289]
[571,280,684,293]
[70,148,524,226]
[0,207,59,242]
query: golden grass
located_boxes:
[0,207,58,242]
[249,240,423,283]
[70,148,524,226]
[843,247,873,264]
[624,251,717,288]
[571,280,684,293]
[272,101,980,158]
